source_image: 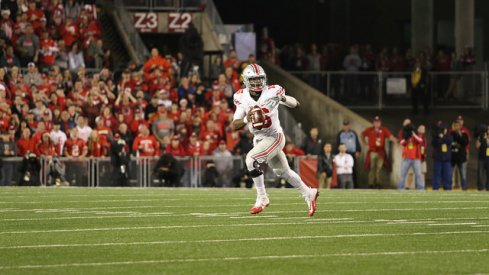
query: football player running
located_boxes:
[232,64,319,216]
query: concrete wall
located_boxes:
[261,61,402,188]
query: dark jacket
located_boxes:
[301,136,322,155]
[432,134,453,162]
[317,153,334,177]
[478,136,489,160]
[450,131,469,163]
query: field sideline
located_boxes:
[1,187,489,274]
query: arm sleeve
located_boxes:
[233,105,246,120]
[279,95,299,108]
[412,133,423,144]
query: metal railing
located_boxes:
[0,156,245,187]
[0,155,321,188]
[288,70,489,110]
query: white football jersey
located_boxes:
[233,85,285,139]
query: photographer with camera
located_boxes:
[450,120,469,190]
[18,151,41,186]
[431,122,453,190]
[398,122,425,190]
[152,153,184,187]
[475,125,489,191]
[110,133,130,186]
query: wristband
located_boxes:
[243,116,249,123]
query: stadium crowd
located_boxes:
[0,9,486,190]
[262,39,476,73]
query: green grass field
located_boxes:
[1,187,489,274]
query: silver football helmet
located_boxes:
[242,64,267,94]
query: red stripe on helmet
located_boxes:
[251,64,259,74]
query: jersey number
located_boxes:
[261,108,272,129]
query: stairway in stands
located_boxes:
[99,8,130,69]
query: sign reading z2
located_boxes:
[133,12,158,33]
[168,13,192,33]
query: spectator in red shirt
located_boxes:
[101,106,118,133]
[361,116,398,188]
[87,130,107,157]
[166,135,186,157]
[31,120,47,145]
[223,50,241,80]
[26,1,45,29]
[129,109,148,136]
[39,31,58,71]
[64,128,88,158]
[166,102,180,123]
[94,116,112,140]
[115,88,136,122]
[199,140,213,156]
[186,132,201,156]
[17,127,36,156]
[284,142,305,157]
[60,16,78,48]
[398,122,424,190]
[143,48,171,78]
[132,124,159,157]
[224,66,241,94]
[36,132,57,157]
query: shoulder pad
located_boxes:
[266,85,285,96]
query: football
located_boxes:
[250,106,265,130]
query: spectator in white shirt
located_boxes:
[333,143,354,189]
[50,121,67,156]
[68,43,85,72]
[76,115,92,143]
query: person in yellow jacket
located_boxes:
[411,59,429,114]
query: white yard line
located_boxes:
[0,231,488,250]
[0,221,356,235]
[386,221,433,224]
[230,215,279,219]
[428,223,478,226]
[0,213,179,221]
[2,206,489,222]
[0,211,486,237]
[1,248,488,270]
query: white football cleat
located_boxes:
[250,196,270,214]
[306,188,319,217]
